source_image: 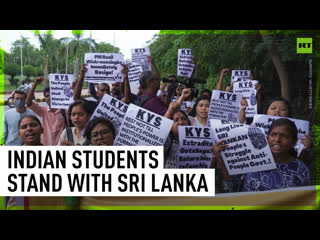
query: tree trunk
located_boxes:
[261,34,291,101]
[44,56,49,89]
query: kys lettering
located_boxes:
[135,48,146,53]
[238,81,253,88]
[185,127,210,138]
[136,109,162,127]
[181,49,192,55]
[219,92,237,101]
[55,75,69,81]
[109,98,128,112]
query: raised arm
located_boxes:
[164,88,191,119]
[216,68,230,91]
[148,56,160,79]
[26,77,42,108]
[120,64,131,104]
[73,64,87,100]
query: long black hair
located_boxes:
[268,118,298,158]
[263,97,292,117]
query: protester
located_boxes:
[5,115,43,209]
[57,100,91,146]
[4,90,38,146]
[188,95,211,126]
[136,57,168,116]
[26,77,68,146]
[164,109,191,168]
[199,89,212,99]
[212,118,311,192]
[74,63,131,112]
[18,115,43,146]
[83,117,116,146]
[263,97,312,165]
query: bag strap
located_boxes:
[66,127,74,144]
[60,109,69,128]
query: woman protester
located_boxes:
[57,100,91,146]
[212,118,311,192]
[263,97,312,165]
[83,117,116,146]
[5,115,44,209]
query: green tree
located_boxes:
[5,63,20,87]
[23,65,37,80]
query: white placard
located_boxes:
[233,80,259,118]
[49,74,74,109]
[87,94,129,134]
[127,61,143,85]
[208,90,243,124]
[231,70,251,83]
[177,126,214,168]
[131,47,151,72]
[177,48,195,77]
[252,114,309,156]
[113,104,173,146]
[210,119,277,176]
[84,53,125,83]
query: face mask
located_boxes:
[14,99,25,109]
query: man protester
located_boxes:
[4,90,38,146]
[135,56,169,116]
[73,63,131,113]
[26,77,68,146]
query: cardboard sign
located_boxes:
[49,74,74,109]
[252,114,309,156]
[233,80,259,118]
[177,48,195,77]
[208,90,243,124]
[177,126,214,168]
[210,119,277,176]
[131,47,151,72]
[88,94,129,134]
[113,104,173,146]
[231,70,251,83]
[126,60,143,85]
[84,53,125,83]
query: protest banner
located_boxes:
[177,126,214,169]
[84,53,125,83]
[208,90,243,124]
[49,74,74,109]
[113,104,173,146]
[177,49,195,77]
[231,70,251,83]
[233,80,259,118]
[87,94,129,133]
[126,61,143,85]
[252,114,309,156]
[210,119,277,175]
[131,47,151,72]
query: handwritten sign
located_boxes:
[210,119,276,175]
[177,126,214,168]
[233,80,259,118]
[131,47,151,72]
[208,90,243,124]
[84,53,125,83]
[177,48,194,77]
[113,104,173,146]
[252,114,309,156]
[49,74,74,109]
[126,60,143,85]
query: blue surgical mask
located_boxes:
[14,99,25,109]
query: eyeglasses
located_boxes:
[90,129,112,138]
